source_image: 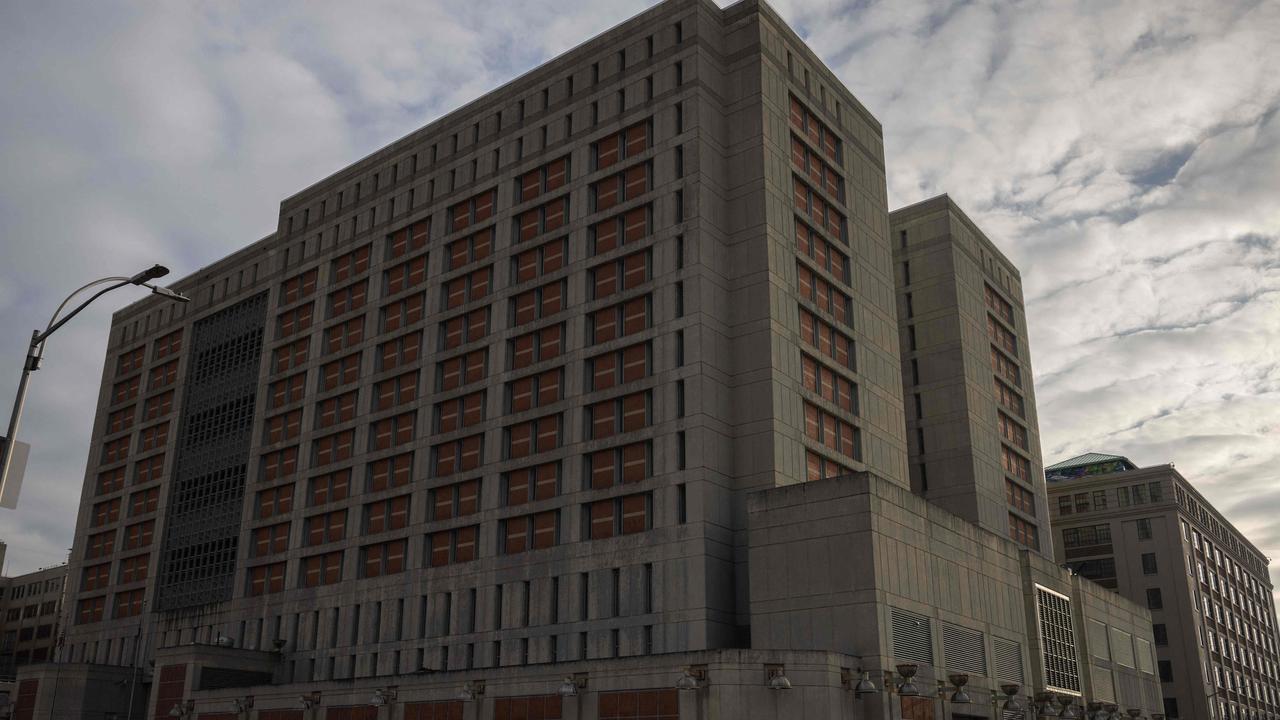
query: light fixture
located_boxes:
[129,265,170,285]
[151,285,191,302]
[168,701,193,718]
[1125,710,1142,719]
[370,688,397,707]
[1060,700,1080,719]
[765,664,792,690]
[299,692,321,710]
[895,663,919,696]
[232,696,254,713]
[854,669,877,695]
[676,666,707,691]
[458,680,485,702]
[946,673,970,703]
[1000,683,1023,713]
[559,674,588,697]
[215,635,234,648]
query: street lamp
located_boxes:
[0,264,188,506]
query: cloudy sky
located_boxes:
[0,0,1277,593]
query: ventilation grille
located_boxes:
[157,292,268,611]
[891,608,934,665]
[1109,626,1135,668]
[1092,666,1115,703]
[1087,619,1110,660]
[1035,585,1081,693]
[1135,637,1154,674]
[992,637,1024,684]
[942,623,987,676]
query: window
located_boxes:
[588,343,649,391]
[1007,481,1035,516]
[433,434,483,476]
[309,469,350,506]
[591,162,652,212]
[327,279,368,318]
[587,442,650,489]
[586,493,652,539]
[589,296,650,344]
[1147,588,1163,609]
[133,454,164,485]
[302,551,344,587]
[1153,623,1168,646]
[1137,518,1153,540]
[511,237,567,284]
[514,197,569,243]
[507,369,563,412]
[802,402,860,460]
[365,495,411,534]
[426,526,479,566]
[1009,514,1039,548]
[252,522,290,557]
[1034,585,1080,692]
[437,349,487,391]
[509,324,564,370]
[362,539,407,578]
[506,414,561,458]
[588,392,650,440]
[798,308,854,369]
[443,267,492,310]
[1142,553,1159,575]
[248,562,286,596]
[313,430,355,466]
[789,135,843,202]
[116,346,145,375]
[1092,490,1107,510]
[374,371,419,410]
[592,120,650,170]
[431,479,480,520]
[148,360,178,389]
[447,227,495,271]
[304,510,347,546]
[438,308,488,350]
[384,254,428,294]
[795,220,849,282]
[517,156,569,202]
[274,338,309,374]
[990,346,1020,386]
[256,484,295,519]
[796,263,852,324]
[368,453,413,492]
[448,189,497,232]
[315,391,357,429]
[1058,496,1072,515]
[381,292,426,333]
[791,177,844,240]
[260,446,299,482]
[591,206,650,256]
[502,510,559,554]
[321,353,360,391]
[505,463,559,505]
[435,391,485,433]
[511,280,566,324]
[387,219,429,260]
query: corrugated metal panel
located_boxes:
[891,607,934,665]
[942,622,987,676]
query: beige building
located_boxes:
[1047,453,1280,719]
[14,0,1161,718]
[890,196,1049,556]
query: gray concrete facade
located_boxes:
[890,196,1050,556]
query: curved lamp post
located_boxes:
[0,264,188,506]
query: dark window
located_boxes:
[1137,518,1152,540]
[1152,623,1168,646]
[1147,588,1163,609]
[1158,660,1173,683]
[1142,553,1158,575]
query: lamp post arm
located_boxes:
[36,279,133,346]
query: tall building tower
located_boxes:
[890,195,1050,554]
[56,0,903,689]
[14,1,1164,718]
[1047,454,1280,720]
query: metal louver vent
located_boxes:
[942,623,987,675]
[993,637,1024,684]
[891,608,934,665]
[1035,585,1081,693]
[1092,666,1116,703]
[1087,618,1110,660]
[1109,626,1135,668]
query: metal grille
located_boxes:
[156,293,267,610]
[942,623,987,675]
[1035,585,1081,693]
[891,608,934,665]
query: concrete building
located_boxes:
[14,0,1161,718]
[0,543,66,679]
[890,196,1050,555]
[1047,453,1280,720]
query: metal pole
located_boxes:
[125,618,143,720]
[0,331,41,498]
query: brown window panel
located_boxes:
[433,434,482,477]
[387,219,429,260]
[447,227,495,272]
[385,253,428,295]
[504,462,558,506]
[248,562,286,596]
[361,539,407,578]
[304,510,347,547]
[368,453,413,493]
[273,338,310,374]
[256,484,295,520]
[276,302,315,339]
[252,522,291,557]
[324,317,365,355]
[260,446,299,482]
[364,495,410,534]
[309,469,351,506]
[332,244,372,284]
[437,349,487,391]
[449,189,496,232]
[432,478,480,520]
[280,268,318,305]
